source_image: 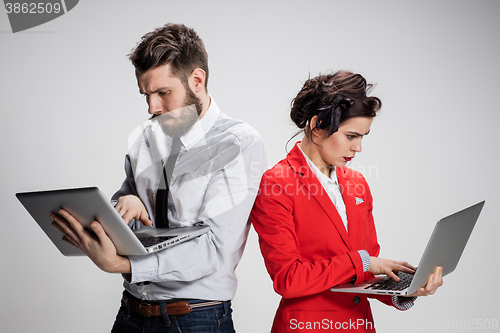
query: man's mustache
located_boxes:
[149,113,176,121]
[149,105,197,121]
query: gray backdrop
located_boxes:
[1,1,499,332]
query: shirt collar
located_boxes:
[298,144,339,186]
[180,95,220,150]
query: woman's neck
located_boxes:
[298,136,332,177]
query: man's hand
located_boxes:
[368,256,416,281]
[115,195,152,226]
[51,209,131,274]
[408,266,444,297]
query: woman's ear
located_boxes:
[310,115,320,137]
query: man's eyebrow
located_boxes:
[139,87,169,95]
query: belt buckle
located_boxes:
[138,302,153,317]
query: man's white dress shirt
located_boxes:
[112,98,266,301]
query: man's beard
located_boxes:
[153,87,203,138]
[185,86,204,116]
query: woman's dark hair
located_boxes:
[290,70,381,140]
[128,23,209,89]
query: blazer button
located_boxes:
[353,296,361,304]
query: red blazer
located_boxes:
[251,143,397,333]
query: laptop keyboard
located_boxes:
[139,235,177,247]
[365,271,414,291]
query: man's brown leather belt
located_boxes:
[127,297,223,317]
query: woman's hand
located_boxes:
[115,195,152,226]
[369,256,416,281]
[408,266,444,297]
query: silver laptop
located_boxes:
[16,187,210,256]
[330,201,485,296]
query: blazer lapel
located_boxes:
[336,167,358,237]
[287,143,353,251]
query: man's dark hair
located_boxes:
[129,23,209,89]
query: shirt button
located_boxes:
[353,296,361,304]
[142,291,148,296]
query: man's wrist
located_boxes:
[102,255,131,274]
[116,256,132,274]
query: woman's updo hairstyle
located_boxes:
[290,70,381,140]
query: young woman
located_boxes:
[251,71,443,332]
